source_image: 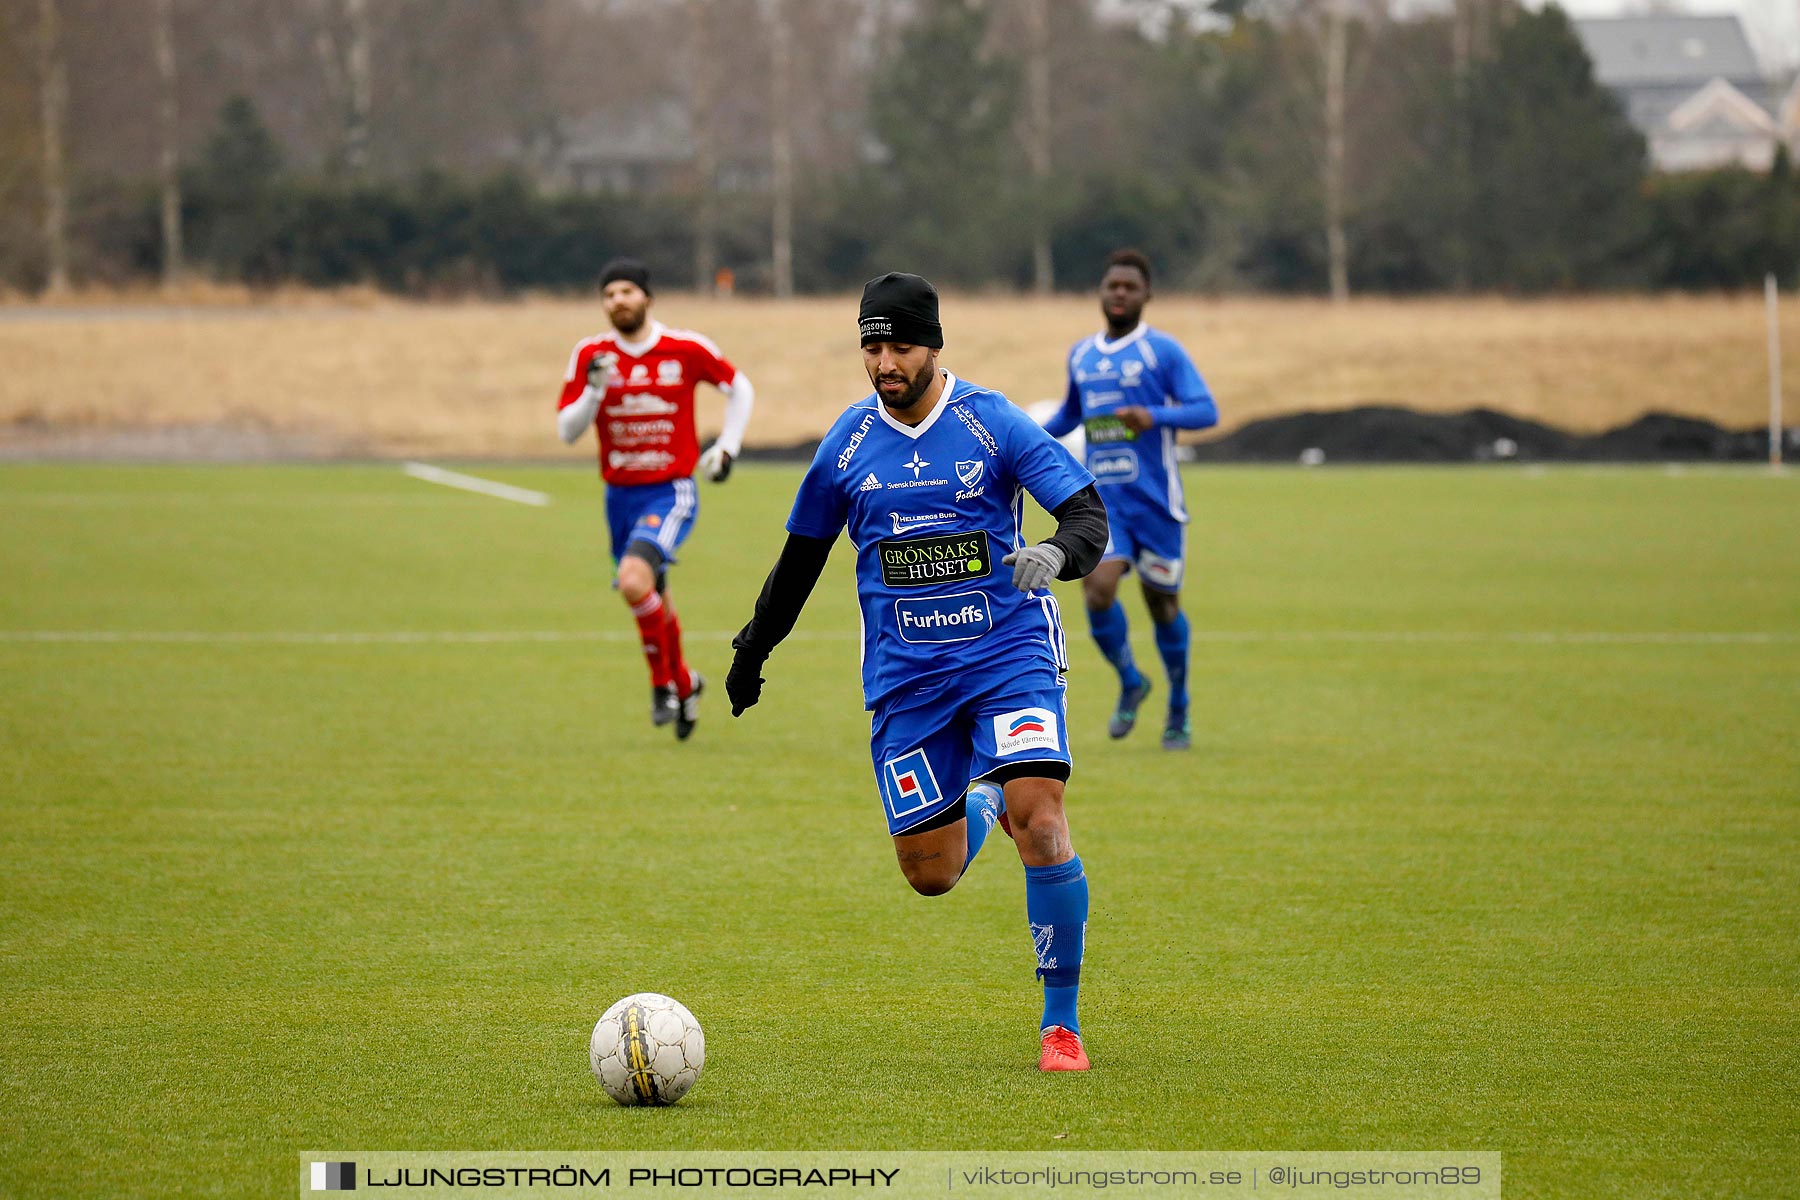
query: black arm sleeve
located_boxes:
[731,532,835,659]
[1043,484,1108,582]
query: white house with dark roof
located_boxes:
[1574,14,1777,171]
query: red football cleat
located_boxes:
[1039,1025,1090,1072]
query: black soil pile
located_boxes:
[1186,406,1791,463]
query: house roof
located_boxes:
[1574,16,1762,88]
[1666,77,1777,136]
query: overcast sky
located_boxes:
[1102,0,1798,69]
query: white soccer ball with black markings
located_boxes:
[589,993,705,1106]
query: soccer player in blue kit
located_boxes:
[725,273,1109,1071]
[1043,250,1219,751]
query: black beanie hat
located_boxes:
[600,257,652,295]
[858,272,943,349]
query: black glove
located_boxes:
[726,647,767,716]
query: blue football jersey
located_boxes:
[788,373,1095,709]
[1045,324,1218,522]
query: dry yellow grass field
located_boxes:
[0,292,1788,457]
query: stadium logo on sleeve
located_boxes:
[882,748,942,819]
[837,413,877,470]
[993,707,1060,756]
[310,1162,356,1191]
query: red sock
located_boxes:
[631,592,673,689]
[663,603,693,697]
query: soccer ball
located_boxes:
[589,993,705,1106]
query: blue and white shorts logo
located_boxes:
[882,748,944,819]
[993,707,1060,757]
[1138,551,1182,590]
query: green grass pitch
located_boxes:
[1,462,1796,1198]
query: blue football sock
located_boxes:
[1087,602,1142,690]
[962,781,1005,872]
[1154,610,1190,715]
[1025,855,1087,1034]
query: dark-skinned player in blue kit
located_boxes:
[1042,250,1219,750]
[726,273,1109,1071]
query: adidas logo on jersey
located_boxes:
[858,473,882,492]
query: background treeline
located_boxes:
[3,0,1797,296]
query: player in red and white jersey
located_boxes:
[557,258,755,740]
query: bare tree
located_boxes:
[767,0,795,298]
[38,0,68,293]
[311,0,373,172]
[1023,0,1053,294]
[343,0,371,171]
[1323,0,1348,302]
[153,0,183,286]
[1446,0,1493,293]
[690,0,718,290]
[1271,0,1378,301]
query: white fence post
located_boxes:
[1768,273,1784,469]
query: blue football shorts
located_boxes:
[605,478,699,565]
[1099,492,1185,593]
[868,663,1073,836]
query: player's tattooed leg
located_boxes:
[892,810,968,897]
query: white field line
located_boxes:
[400,462,551,506]
[0,630,1793,646]
[1196,630,1800,645]
[0,630,733,645]
[0,493,464,506]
